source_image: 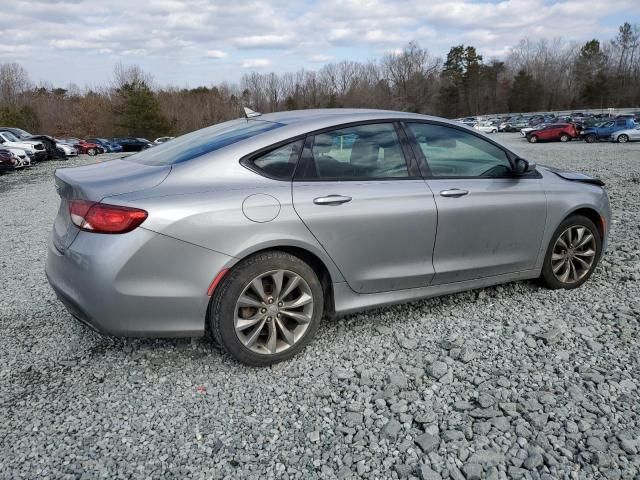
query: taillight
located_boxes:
[69,200,148,234]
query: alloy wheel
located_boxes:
[234,270,314,355]
[551,225,597,284]
[618,135,629,143]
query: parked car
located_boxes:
[154,136,174,144]
[58,138,104,156]
[581,118,636,143]
[0,126,33,139]
[473,121,498,134]
[0,131,47,161]
[55,141,78,157]
[610,125,640,143]
[111,137,153,152]
[527,123,579,143]
[0,149,18,173]
[501,119,529,132]
[27,135,66,159]
[46,109,610,365]
[86,138,123,153]
[521,124,546,137]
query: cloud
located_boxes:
[205,49,227,58]
[0,0,636,86]
[234,34,292,49]
[241,58,270,68]
[310,54,334,63]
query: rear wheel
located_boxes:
[560,134,570,142]
[210,251,324,366]
[541,215,601,289]
[617,134,629,143]
[528,135,538,143]
[585,134,597,143]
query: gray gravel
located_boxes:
[1,135,639,479]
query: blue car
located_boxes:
[86,138,123,153]
[580,119,636,143]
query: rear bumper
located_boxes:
[45,227,234,337]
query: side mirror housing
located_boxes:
[514,158,536,175]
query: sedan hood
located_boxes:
[539,165,605,186]
[54,158,171,201]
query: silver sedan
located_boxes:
[610,125,640,143]
[46,109,611,365]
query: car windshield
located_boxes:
[127,119,283,166]
[2,132,20,142]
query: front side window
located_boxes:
[249,139,304,180]
[407,123,512,178]
[127,119,283,166]
[300,123,408,180]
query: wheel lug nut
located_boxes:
[267,316,272,321]
[261,308,267,313]
[278,302,283,307]
[268,298,274,304]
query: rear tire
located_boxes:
[87,148,97,156]
[540,215,602,290]
[585,134,597,143]
[560,134,570,142]
[209,251,324,366]
[617,134,629,143]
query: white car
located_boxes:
[610,125,640,143]
[56,141,78,157]
[0,131,46,161]
[4,147,30,168]
[154,136,174,144]
[473,122,498,134]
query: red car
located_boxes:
[59,138,104,156]
[527,123,578,143]
[0,149,18,173]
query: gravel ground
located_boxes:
[1,135,639,480]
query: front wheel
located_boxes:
[617,134,629,143]
[87,148,97,156]
[528,135,538,143]
[585,134,597,143]
[560,134,570,142]
[210,251,324,366]
[540,215,602,289]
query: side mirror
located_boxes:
[514,158,536,175]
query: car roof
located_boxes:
[257,108,442,126]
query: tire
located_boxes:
[540,215,602,290]
[87,148,97,156]
[492,129,497,134]
[209,250,324,366]
[528,135,538,143]
[560,134,570,142]
[585,134,597,143]
[617,134,629,143]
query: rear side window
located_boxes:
[248,139,304,180]
[127,119,283,166]
[299,123,409,180]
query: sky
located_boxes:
[1,0,639,89]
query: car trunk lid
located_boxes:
[52,159,171,252]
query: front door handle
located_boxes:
[440,189,469,198]
[313,195,352,206]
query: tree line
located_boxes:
[0,22,638,139]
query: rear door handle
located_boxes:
[313,195,352,206]
[440,189,469,198]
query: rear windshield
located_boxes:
[127,119,283,166]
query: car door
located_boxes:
[404,121,547,285]
[292,122,438,294]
